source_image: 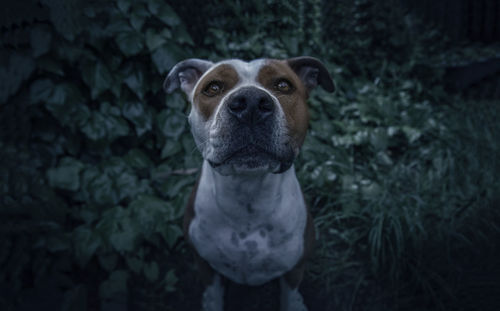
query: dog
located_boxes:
[164,56,334,311]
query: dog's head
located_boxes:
[164,57,334,175]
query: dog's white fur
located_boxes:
[189,161,307,286]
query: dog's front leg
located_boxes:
[202,274,224,311]
[279,276,308,311]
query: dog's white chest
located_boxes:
[188,162,307,286]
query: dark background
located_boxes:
[1,0,500,310]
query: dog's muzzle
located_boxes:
[206,87,294,175]
[226,86,275,126]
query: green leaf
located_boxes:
[143,261,159,282]
[122,101,152,136]
[105,115,130,141]
[151,45,178,74]
[402,126,421,144]
[82,62,113,99]
[73,226,101,267]
[161,139,182,159]
[47,157,84,191]
[106,17,132,35]
[123,68,146,99]
[124,149,153,169]
[117,0,132,13]
[145,29,171,51]
[45,83,87,127]
[163,269,178,292]
[88,173,117,205]
[113,171,139,201]
[147,0,161,14]
[126,256,143,274]
[157,4,181,26]
[129,194,177,221]
[99,270,129,299]
[165,92,186,109]
[157,110,186,138]
[109,218,136,253]
[150,163,172,181]
[81,112,108,141]
[159,224,183,248]
[175,26,194,45]
[129,4,150,30]
[115,31,144,57]
[0,53,35,103]
[30,79,54,105]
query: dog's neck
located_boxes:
[197,160,302,220]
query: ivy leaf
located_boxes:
[122,101,153,136]
[124,149,153,169]
[107,210,137,253]
[82,62,113,99]
[45,83,87,128]
[161,139,182,159]
[159,224,183,248]
[165,92,186,109]
[73,226,101,267]
[129,4,150,30]
[129,194,177,221]
[88,173,117,205]
[30,79,54,105]
[105,115,130,141]
[116,0,132,13]
[115,31,144,57]
[157,110,186,139]
[125,256,143,274]
[0,53,35,103]
[147,0,161,14]
[114,171,139,202]
[47,157,84,191]
[124,68,146,99]
[157,4,181,26]
[151,45,178,74]
[145,28,171,51]
[163,270,178,292]
[81,112,108,141]
[175,26,194,45]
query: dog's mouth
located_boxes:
[208,144,290,175]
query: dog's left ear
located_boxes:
[163,58,214,95]
[287,56,335,93]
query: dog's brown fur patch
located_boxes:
[193,64,240,120]
[257,60,310,150]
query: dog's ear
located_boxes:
[287,56,335,93]
[163,59,214,95]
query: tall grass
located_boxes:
[303,95,500,310]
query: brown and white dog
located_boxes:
[164,57,334,311]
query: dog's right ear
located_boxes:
[163,59,214,95]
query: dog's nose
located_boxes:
[227,87,274,125]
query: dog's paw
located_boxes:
[201,275,224,311]
[280,289,308,311]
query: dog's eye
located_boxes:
[203,81,223,97]
[275,79,293,93]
